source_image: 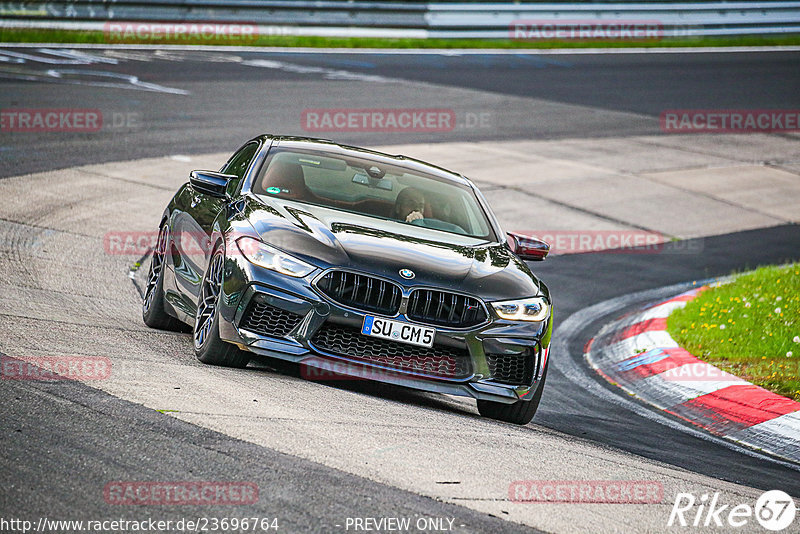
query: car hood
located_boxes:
[243,196,541,301]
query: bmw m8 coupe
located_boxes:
[143,135,552,424]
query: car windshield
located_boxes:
[252,148,495,240]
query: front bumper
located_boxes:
[217,259,552,405]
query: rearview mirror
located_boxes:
[189,170,236,198]
[507,232,549,261]
[352,173,393,191]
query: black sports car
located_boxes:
[143,135,552,424]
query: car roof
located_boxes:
[253,134,472,187]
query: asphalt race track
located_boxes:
[1,45,799,532]
[2,47,799,177]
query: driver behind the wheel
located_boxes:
[393,187,426,223]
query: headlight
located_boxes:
[235,236,315,278]
[491,296,550,322]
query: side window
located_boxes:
[221,142,259,196]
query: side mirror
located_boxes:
[189,170,236,198]
[507,232,549,261]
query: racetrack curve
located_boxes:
[1,45,799,533]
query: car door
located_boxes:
[173,141,261,307]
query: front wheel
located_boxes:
[142,224,183,331]
[194,248,250,369]
[477,364,548,425]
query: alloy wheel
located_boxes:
[194,252,224,349]
[143,225,168,313]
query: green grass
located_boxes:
[667,263,800,401]
[3,28,800,48]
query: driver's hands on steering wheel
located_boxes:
[405,210,424,223]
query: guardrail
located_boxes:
[1,1,799,39]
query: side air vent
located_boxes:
[240,300,304,338]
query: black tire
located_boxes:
[142,224,183,331]
[193,247,250,368]
[477,364,548,425]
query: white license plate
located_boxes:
[361,316,435,348]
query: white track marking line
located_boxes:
[733,412,800,441]
[639,300,689,320]
[45,69,190,94]
[606,330,680,357]
[38,48,119,64]
[0,49,93,64]
[240,58,398,83]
